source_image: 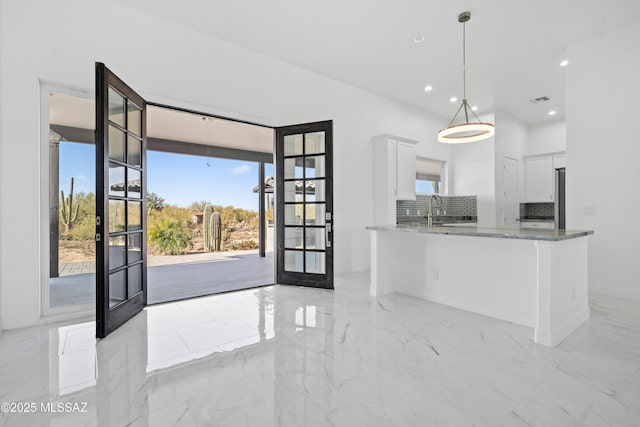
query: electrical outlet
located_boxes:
[433,269,439,280]
[583,206,597,216]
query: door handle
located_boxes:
[325,223,332,248]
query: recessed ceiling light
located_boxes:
[450,97,458,103]
[414,35,425,43]
[560,59,569,67]
[471,106,478,111]
[548,110,556,116]
[424,85,433,92]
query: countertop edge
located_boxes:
[365,225,594,241]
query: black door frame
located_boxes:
[95,63,147,338]
[275,121,334,289]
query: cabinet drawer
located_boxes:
[521,221,554,229]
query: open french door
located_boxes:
[275,121,334,289]
[95,63,147,338]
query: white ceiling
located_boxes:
[50,93,274,153]
[117,0,640,125]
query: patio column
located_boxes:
[259,161,266,257]
[49,135,61,277]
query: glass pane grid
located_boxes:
[108,88,146,299]
[107,120,127,132]
[282,131,329,274]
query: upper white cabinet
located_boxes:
[372,135,418,225]
[525,156,554,202]
[395,141,417,200]
[524,152,565,203]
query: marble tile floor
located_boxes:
[1,270,639,426]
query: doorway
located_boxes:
[47,63,335,338]
[46,93,276,310]
[144,150,275,304]
[502,156,519,227]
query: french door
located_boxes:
[275,121,334,289]
[95,63,147,338]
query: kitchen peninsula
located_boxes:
[367,224,594,347]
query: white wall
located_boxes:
[0,0,450,329]
[450,113,496,227]
[450,112,529,228]
[0,8,3,334]
[494,111,528,225]
[566,21,640,300]
[527,121,566,156]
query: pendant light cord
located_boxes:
[462,20,469,123]
[463,20,466,101]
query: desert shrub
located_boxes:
[188,200,212,212]
[148,218,193,255]
[68,214,96,241]
[149,205,192,224]
[226,239,259,250]
[209,205,258,232]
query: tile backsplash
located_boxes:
[520,202,554,218]
[397,195,477,217]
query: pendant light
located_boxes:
[437,11,494,143]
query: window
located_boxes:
[416,157,444,194]
[48,92,96,311]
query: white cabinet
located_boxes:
[524,156,554,202]
[396,141,417,200]
[372,135,418,225]
[524,152,566,203]
[521,221,554,229]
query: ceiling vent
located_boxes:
[529,96,550,103]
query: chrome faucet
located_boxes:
[426,194,442,228]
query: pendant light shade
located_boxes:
[437,11,494,144]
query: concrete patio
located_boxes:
[50,250,274,307]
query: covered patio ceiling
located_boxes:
[49,93,274,154]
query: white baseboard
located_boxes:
[398,289,537,328]
[1,313,38,330]
[545,307,590,347]
[590,284,640,301]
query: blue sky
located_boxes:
[59,142,273,211]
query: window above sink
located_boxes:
[416,157,445,194]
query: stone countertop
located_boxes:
[366,224,594,241]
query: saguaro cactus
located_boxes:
[60,177,80,234]
[203,205,213,251]
[211,212,222,251]
[203,205,222,252]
